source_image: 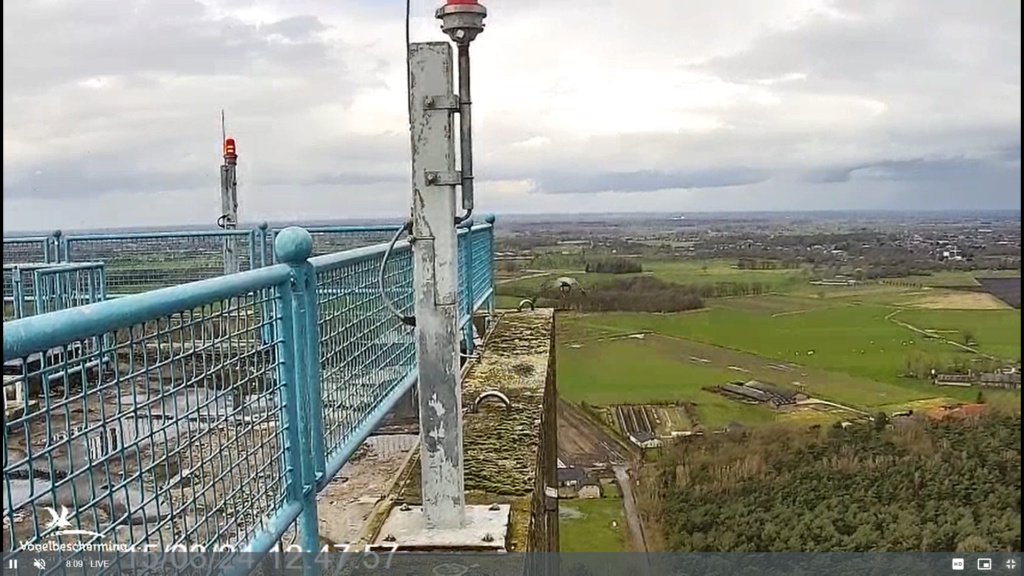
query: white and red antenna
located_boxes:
[218,110,240,274]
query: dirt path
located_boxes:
[557,399,628,466]
[886,309,998,360]
[558,400,650,563]
[614,465,652,574]
[794,398,868,415]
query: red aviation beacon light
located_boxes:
[436,0,487,45]
[223,138,237,161]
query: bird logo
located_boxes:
[42,506,103,538]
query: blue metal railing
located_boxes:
[268,225,404,263]
[60,229,261,296]
[2,220,496,573]
[4,225,413,297]
[1,234,57,265]
[33,263,107,317]
[4,263,106,321]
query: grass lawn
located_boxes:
[559,498,628,552]
[557,297,1022,416]
[495,294,528,309]
[904,271,982,287]
[642,259,808,289]
[895,308,1022,361]
[557,335,777,427]
[564,304,969,387]
[496,259,810,300]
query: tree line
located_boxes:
[584,257,643,274]
[533,276,784,312]
[540,276,703,312]
[642,413,1021,552]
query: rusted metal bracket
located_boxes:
[424,170,462,186]
[423,94,460,111]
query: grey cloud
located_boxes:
[530,168,771,194]
[3,0,1021,229]
[697,0,1021,132]
[2,131,412,201]
[299,171,407,187]
[704,0,1019,85]
[2,0,397,205]
[3,157,213,200]
[2,1,341,95]
[260,16,329,40]
[805,143,1022,184]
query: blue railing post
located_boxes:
[258,222,270,268]
[11,266,25,320]
[257,222,276,346]
[462,219,476,355]
[274,227,323,573]
[483,214,496,327]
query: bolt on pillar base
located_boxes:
[373,504,510,551]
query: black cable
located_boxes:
[379,220,415,327]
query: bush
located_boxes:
[584,258,643,274]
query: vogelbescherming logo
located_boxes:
[43,506,104,539]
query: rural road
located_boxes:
[614,465,652,575]
[795,398,868,415]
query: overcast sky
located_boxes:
[3,0,1020,231]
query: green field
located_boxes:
[559,498,628,552]
[495,259,809,300]
[564,303,967,386]
[556,292,1021,428]
[559,334,777,427]
[903,271,982,287]
[642,260,807,287]
[895,308,1021,360]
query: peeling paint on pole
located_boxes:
[408,42,466,530]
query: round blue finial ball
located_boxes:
[52,229,63,238]
[274,226,313,264]
[483,213,496,224]
[258,221,269,231]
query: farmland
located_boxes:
[559,497,628,552]
[556,290,1021,435]
[978,276,1022,308]
[495,259,808,303]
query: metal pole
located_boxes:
[457,44,474,212]
[220,138,240,275]
[408,41,466,530]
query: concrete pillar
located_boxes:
[408,42,466,530]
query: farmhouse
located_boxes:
[557,466,604,499]
[628,430,663,449]
[927,403,987,422]
[745,380,798,406]
[577,479,602,500]
[558,466,586,489]
[717,380,799,408]
[934,372,1022,389]
[979,372,1021,390]
[934,374,974,387]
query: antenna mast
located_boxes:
[219,110,239,275]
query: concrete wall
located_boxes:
[526,313,559,574]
